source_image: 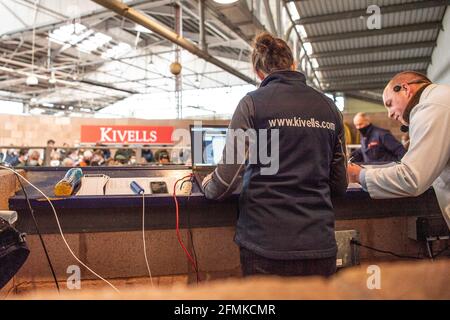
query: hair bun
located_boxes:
[252,32,294,75]
[255,33,275,54]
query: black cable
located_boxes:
[350,239,423,260]
[16,176,60,293]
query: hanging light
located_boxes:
[48,71,57,84]
[26,74,39,86]
[28,0,39,87]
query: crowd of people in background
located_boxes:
[0,139,184,168]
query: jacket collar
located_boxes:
[402,83,433,124]
[260,70,307,88]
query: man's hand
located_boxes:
[202,172,214,190]
[347,163,362,183]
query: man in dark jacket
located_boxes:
[202,33,347,277]
[351,113,406,164]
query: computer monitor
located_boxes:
[190,125,228,166]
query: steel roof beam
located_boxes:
[324,82,388,92]
[319,70,427,83]
[315,57,431,72]
[91,0,257,85]
[289,0,450,25]
[304,22,441,43]
[310,41,436,59]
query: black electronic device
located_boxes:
[190,125,228,167]
[150,181,169,194]
[0,217,30,289]
[190,125,228,191]
[408,215,450,241]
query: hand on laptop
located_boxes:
[202,172,214,190]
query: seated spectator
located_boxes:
[4,149,19,166]
[78,150,93,167]
[61,157,75,167]
[50,150,62,167]
[26,151,41,166]
[91,150,105,166]
[154,149,170,164]
[15,149,29,167]
[68,149,79,162]
[114,153,129,165]
[142,147,154,163]
[58,142,70,160]
[115,145,133,163]
[94,143,111,161]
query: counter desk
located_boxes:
[9,166,441,235]
[5,166,445,282]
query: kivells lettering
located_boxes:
[100,127,158,143]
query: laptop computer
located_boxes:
[190,125,228,189]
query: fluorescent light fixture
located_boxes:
[77,32,112,53]
[26,74,38,86]
[50,23,113,54]
[135,24,153,33]
[303,42,313,55]
[286,2,300,20]
[102,42,131,59]
[48,71,57,84]
[296,25,308,38]
[50,23,89,45]
[310,58,319,68]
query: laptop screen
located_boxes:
[190,125,228,166]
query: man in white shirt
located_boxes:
[348,71,450,228]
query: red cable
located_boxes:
[173,174,198,273]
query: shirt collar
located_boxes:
[260,70,307,88]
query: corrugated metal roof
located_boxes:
[310,29,439,52]
[317,47,433,65]
[303,6,445,36]
[319,62,429,78]
[296,0,425,17]
[291,0,448,94]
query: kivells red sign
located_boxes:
[81,125,174,144]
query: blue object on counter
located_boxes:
[130,181,145,195]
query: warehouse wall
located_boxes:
[0,114,228,147]
[344,97,386,114]
[428,7,450,84]
[0,110,404,148]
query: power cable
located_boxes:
[16,175,60,293]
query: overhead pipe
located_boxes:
[91,0,257,86]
